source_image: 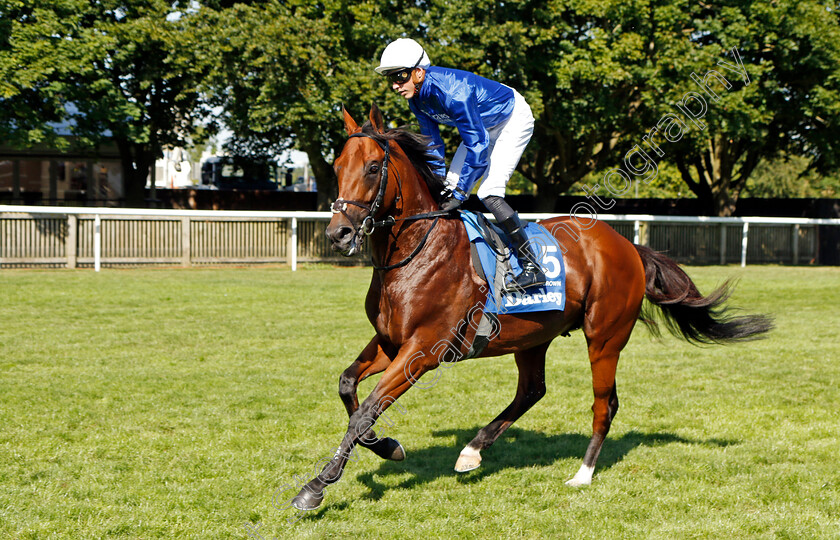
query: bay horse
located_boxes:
[290,104,772,511]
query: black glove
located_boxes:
[440,196,462,212]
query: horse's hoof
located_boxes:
[367,437,406,461]
[565,464,594,487]
[385,438,406,461]
[564,477,590,487]
[291,487,324,511]
[454,448,481,473]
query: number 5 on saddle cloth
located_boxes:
[459,210,566,315]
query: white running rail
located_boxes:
[1,205,838,270]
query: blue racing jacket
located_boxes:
[408,66,515,200]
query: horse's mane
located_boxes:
[358,121,447,204]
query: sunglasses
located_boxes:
[385,49,425,86]
[387,69,413,85]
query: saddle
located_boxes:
[460,210,566,315]
[431,211,567,360]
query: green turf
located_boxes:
[1,265,838,539]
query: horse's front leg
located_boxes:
[292,342,437,511]
[338,336,405,461]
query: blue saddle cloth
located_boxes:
[459,210,566,314]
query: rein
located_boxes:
[331,132,454,271]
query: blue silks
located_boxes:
[408,66,515,199]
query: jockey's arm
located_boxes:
[409,101,447,180]
[450,91,490,201]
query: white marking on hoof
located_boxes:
[454,446,482,473]
[565,464,594,487]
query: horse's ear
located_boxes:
[369,103,385,133]
[342,105,360,135]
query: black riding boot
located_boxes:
[499,215,546,292]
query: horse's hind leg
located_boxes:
[566,320,633,487]
[455,341,549,472]
[338,336,405,461]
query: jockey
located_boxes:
[375,37,545,292]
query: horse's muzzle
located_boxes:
[326,223,359,256]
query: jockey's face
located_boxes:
[390,68,424,100]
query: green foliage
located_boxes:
[0,0,80,148]
[200,0,669,208]
[3,0,839,212]
[205,0,840,213]
[199,1,397,207]
[743,154,840,198]
[408,0,660,208]
[506,171,537,196]
[637,0,840,214]
[0,0,213,204]
[573,161,697,199]
[412,0,840,213]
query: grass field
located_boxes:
[1,264,838,539]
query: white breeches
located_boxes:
[445,90,535,200]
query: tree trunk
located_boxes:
[123,166,147,207]
[711,186,737,217]
[674,136,760,217]
[532,179,562,212]
[519,124,619,213]
[118,140,155,208]
[299,140,336,211]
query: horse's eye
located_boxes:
[369,164,380,174]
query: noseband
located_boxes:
[331,131,453,271]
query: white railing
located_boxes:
[1,205,839,270]
[524,212,840,267]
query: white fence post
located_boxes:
[792,224,800,265]
[741,222,749,268]
[66,214,77,269]
[291,217,297,271]
[633,220,641,245]
[181,216,191,268]
[94,214,101,272]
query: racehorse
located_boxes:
[291,104,772,511]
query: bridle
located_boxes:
[331,133,393,239]
[330,131,453,271]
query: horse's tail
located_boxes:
[634,245,774,344]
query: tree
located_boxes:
[0,0,79,150]
[201,0,415,210]
[638,0,840,215]
[432,1,660,210]
[203,0,660,211]
[0,0,212,206]
[742,153,840,198]
[406,0,840,215]
[195,0,840,216]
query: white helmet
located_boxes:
[375,38,431,75]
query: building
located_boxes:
[0,109,125,206]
